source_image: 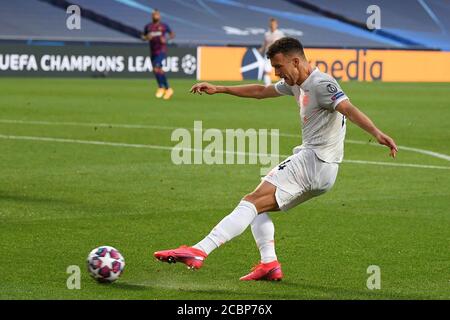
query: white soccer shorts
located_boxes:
[263,148,339,211]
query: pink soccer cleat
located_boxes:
[239,260,283,281]
[154,245,207,270]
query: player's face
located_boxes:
[271,53,300,86]
[152,11,161,23]
[270,20,278,32]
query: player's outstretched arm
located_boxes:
[336,100,398,158]
[190,82,280,99]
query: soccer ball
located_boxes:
[87,246,125,283]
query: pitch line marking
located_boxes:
[0,134,449,171]
[1,119,449,162]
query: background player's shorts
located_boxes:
[264,57,272,73]
[151,52,167,69]
[262,148,338,211]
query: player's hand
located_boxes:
[141,34,151,41]
[190,82,218,95]
[376,132,398,158]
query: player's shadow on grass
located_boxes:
[279,280,419,299]
[115,282,234,295]
[113,280,418,299]
[111,283,150,291]
[112,275,420,299]
[114,281,269,298]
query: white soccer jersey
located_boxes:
[264,30,285,54]
[274,68,349,163]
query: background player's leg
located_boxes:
[160,71,169,89]
[162,73,174,99]
[193,181,278,255]
[152,52,165,95]
[251,213,277,263]
[154,68,163,87]
[153,67,166,98]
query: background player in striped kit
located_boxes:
[142,9,175,100]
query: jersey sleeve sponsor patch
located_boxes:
[331,91,345,101]
[316,81,348,110]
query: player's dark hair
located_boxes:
[267,37,305,60]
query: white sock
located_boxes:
[194,200,258,255]
[263,74,271,86]
[251,213,277,263]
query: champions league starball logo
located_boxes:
[240,48,266,80]
[181,54,197,75]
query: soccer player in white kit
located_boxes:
[260,18,284,86]
[154,37,398,281]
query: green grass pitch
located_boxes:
[0,78,449,299]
